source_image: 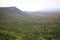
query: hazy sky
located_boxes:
[0,0,60,11]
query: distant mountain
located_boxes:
[0,7,30,22]
[25,10,60,18]
[0,6,60,21]
[0,7,23,14]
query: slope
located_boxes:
[0,7,60,40]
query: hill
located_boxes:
[25,11,60,18]
[0,7,31,22]
[0,7,60,40]
[0,7,22,14]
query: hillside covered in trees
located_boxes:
[0,7,60,40]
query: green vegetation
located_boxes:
[0,11,60,40]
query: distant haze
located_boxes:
[0,0,60,11]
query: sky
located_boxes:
[0,0,60,11]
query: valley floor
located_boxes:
[0,18,60,40]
